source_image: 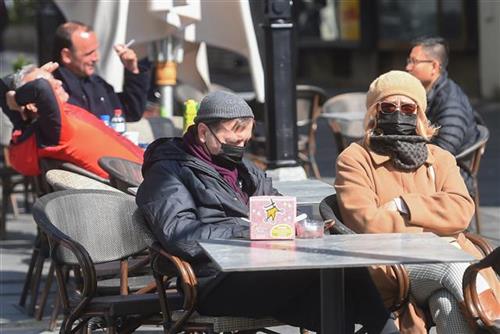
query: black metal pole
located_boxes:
[36,0,65,66]
[263,0,298,169]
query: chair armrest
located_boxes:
[149,242,198,333]
[390,264,410,314]
[464,232,494,256]
[462,247,500,330]
[44,232,97,318]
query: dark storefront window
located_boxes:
[377,0,469,49]
[295,0,363,47]
[295,0,475,50]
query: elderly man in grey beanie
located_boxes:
[136,91,398,333]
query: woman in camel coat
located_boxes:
[335,70,499,333]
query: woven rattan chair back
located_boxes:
[296,84,327,178]
[33,190,153,265]
[98,156,143,192]
[322,92,367,154]
[45,169,120,192]
[319,193,355,235]
[455,124,490,233]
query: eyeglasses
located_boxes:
[406,57,433,66]
[378,101,417,115]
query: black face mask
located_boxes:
[207,127,246,169]
[376,111,417,136]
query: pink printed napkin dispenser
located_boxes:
[249,196,296,240]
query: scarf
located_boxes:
[183,126,249,204]
[369,134,428,171]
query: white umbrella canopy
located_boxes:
[53,0,264,102]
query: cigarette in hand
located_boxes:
[125,39,135,48]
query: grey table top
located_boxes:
[128,179,335,203]
[199,233,474,272]
[273,179,335,205]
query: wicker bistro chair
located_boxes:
[45,169,120,193]
[248,85,327,178]
[320,92,367,155]
[319,194,410,314]
[462,246,500,333]
[320,193,496,330]
[455,124,490,234]
[148,243,282,334]
[98,157,143,193]
[0,109,32,239]
[19,159,111,319]
[32,190,176,333]
[296,85,328,179]
[41,174,156,329]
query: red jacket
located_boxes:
[8,78,143,178]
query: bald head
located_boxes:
[53,21,99,77]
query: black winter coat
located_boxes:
[136,137,278,277]
[427,70,480,155]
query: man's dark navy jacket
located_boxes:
[54,64,150,122]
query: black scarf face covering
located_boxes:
[370,111,428,170]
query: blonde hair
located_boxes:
[363,98,438,145]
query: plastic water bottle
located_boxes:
[111,109,126,134]
[100,115,110,127]
[183,99,198,133]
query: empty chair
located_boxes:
[296,84,327,178]
[24,170,119,324]
[0,110,32,239]
[98,156,143,192]
[249,85,327,178]
[455,124,490,234]
[321,92,367,154]
[32,190,167,333]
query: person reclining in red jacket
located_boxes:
[3,62,143,178]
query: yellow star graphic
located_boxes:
[265,199,281,222]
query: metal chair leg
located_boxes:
[35,261,55,320]
[28,250,46,316]
[19,235,42,307]
[48,291,61,331]
[1,174,10,239]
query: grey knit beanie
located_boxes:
[194,91,254,124]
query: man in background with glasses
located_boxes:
[406,36,480,196]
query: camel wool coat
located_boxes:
[335,141,499,332]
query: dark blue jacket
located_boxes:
[136,138,278,269]
[427,71,480,155]
[54,64,150,122]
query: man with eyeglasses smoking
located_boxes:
[406,37,480,196]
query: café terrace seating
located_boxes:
[32,189,282,333]
[455,124,490,234]
[319,193,497,332]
